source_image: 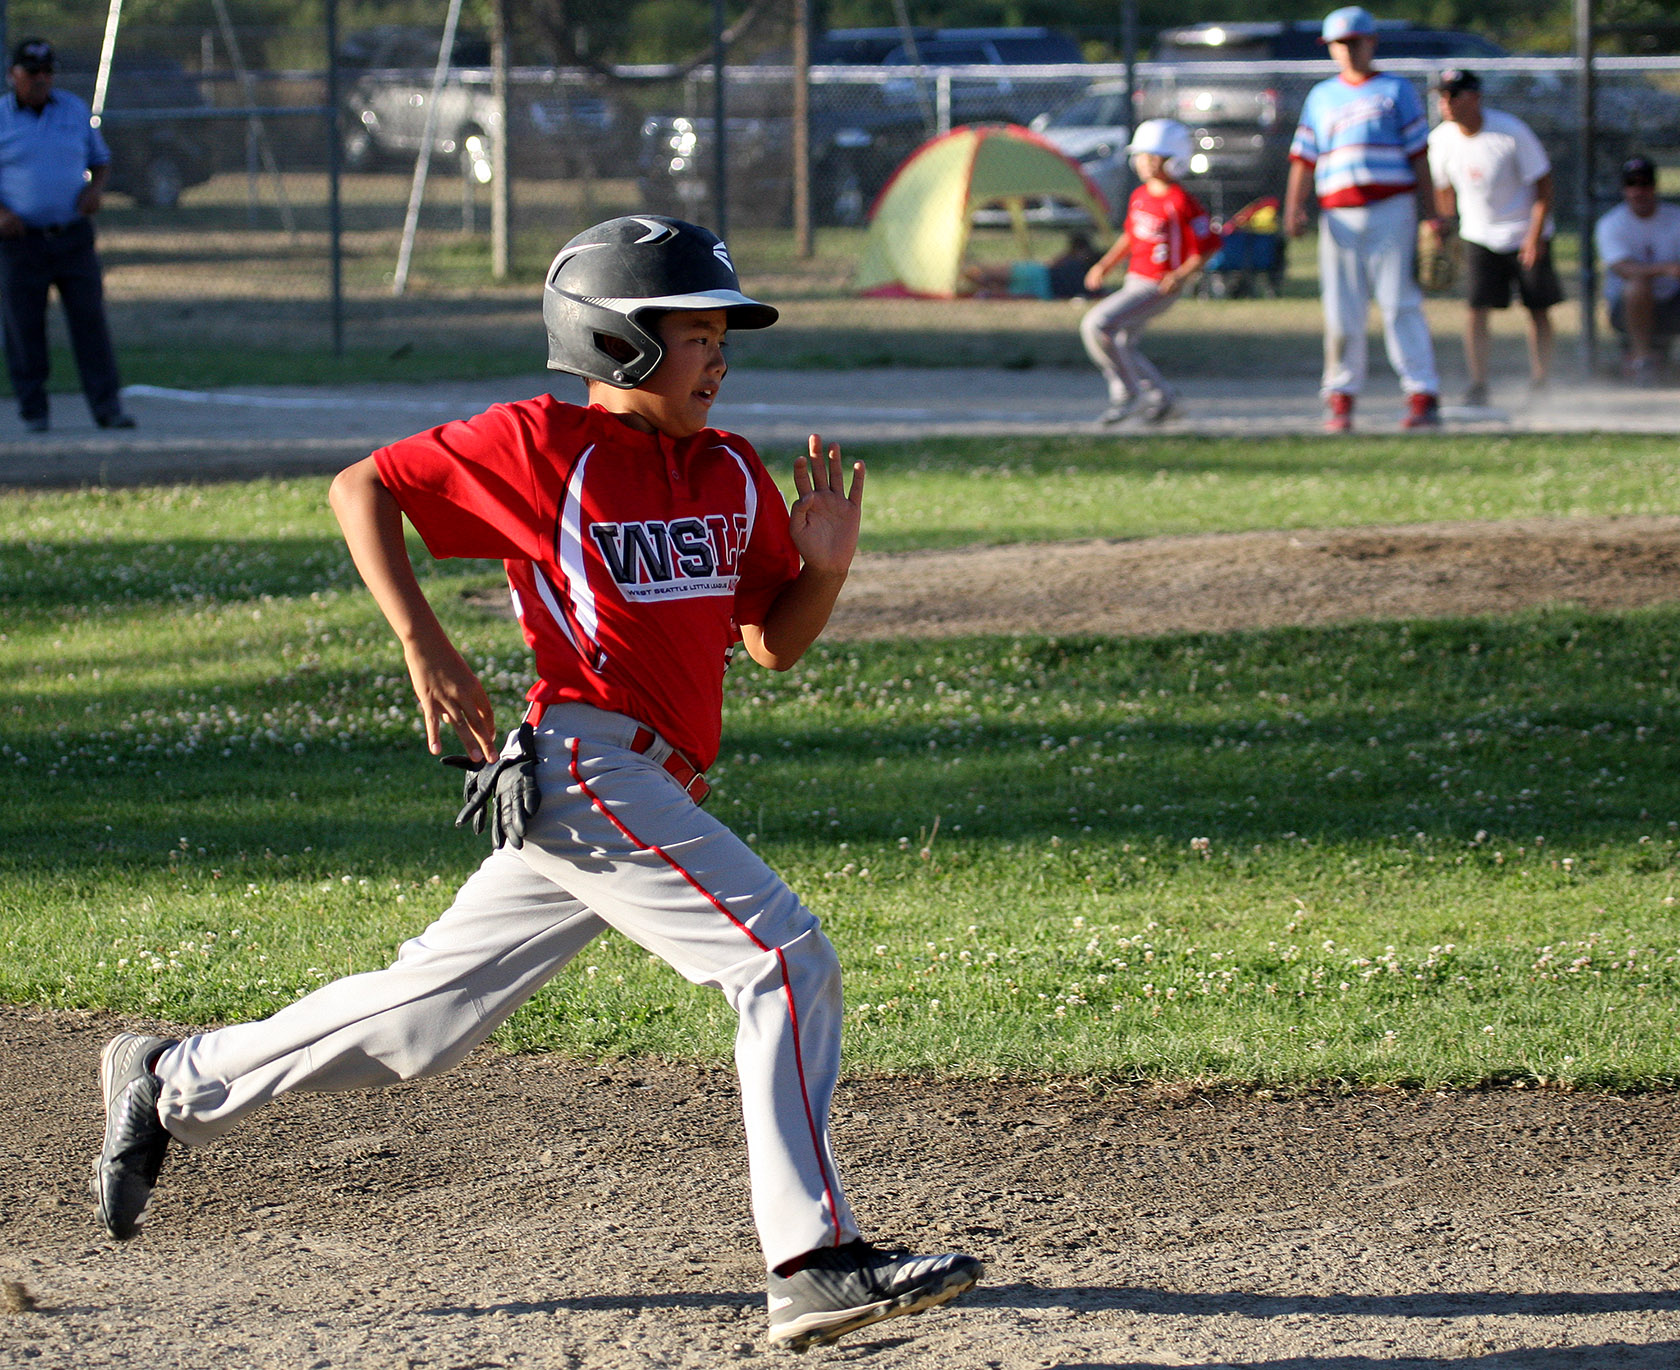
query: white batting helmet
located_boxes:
[1126,119,1194,178]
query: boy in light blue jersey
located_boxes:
[1283,7,1441,431]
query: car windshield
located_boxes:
[1155,38,1278,61]
[1049,91,1127,127]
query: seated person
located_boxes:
[1595,156,1680,381]
[963,231,1103,299]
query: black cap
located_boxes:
[11,38,54,72]
[1622,156,1657,186]
[1435,68,1480,96]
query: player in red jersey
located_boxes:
[91,216,982,1352]
[1079,119,1217,425]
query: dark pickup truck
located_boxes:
[637,27,1088,227]
[54,53,217,208]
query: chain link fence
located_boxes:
[22,10,1680,372]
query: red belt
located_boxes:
[630,726,711,804]
[523,702,709,804]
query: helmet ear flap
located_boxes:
[543,292,664,388]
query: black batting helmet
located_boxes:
[542,215,778,388]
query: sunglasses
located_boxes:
[15,62,53,74]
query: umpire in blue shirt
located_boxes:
[0,37,133,432]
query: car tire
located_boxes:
[814,156,867,227]
[342,124,380,173]
[141,154,185,209]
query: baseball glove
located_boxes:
[1416,220,1459,294]
[443,721,541,849]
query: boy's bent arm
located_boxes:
[740,436,864,671]
[329,456,499,762]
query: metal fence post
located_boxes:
[326,0,343,354]
[712,0,728,240]
[1576,0,1598,375]
[792,0,812,258]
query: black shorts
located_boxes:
[1464,239,1565,311]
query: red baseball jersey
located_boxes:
[1123,182,1217,280]
[373,397,801,770]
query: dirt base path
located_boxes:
[828,515,1680,641]
[5,1007,1680,1368]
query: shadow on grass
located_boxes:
[5,616,1678,876]
[843,430,1667,477]
[0,534,488,610]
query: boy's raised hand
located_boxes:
[789,434,864,575]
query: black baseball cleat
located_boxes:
[765,1240,983,1351]
[96,412,137,430]
[91,1033,176,1240]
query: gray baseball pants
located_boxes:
[1317,195,1440,398]
[1079,275,1179,404]
[151,702,858,1269]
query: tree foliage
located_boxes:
[19,0,1671,68]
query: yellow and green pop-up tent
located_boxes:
[854,124,1113,298]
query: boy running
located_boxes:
[1080,118,1216,425]
[91,215,982,1352]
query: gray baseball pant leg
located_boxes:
[1079,276,1176,404]
[1367,196,1440,397]
[1319,206,1373,398]
[153,704,858,1270]
[1320,197,1440,399]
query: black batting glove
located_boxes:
[442,721,542,849]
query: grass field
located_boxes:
[3,435,1677,1089]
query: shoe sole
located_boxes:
[768,1264,983,1352]
[91,1034,167,1240]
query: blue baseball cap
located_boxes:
[1320,7,1377,43]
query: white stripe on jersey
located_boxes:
[558,444,601,643]
[720,443,759,549]
[527,562,589,661]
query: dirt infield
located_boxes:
[4,1007,1680,1368]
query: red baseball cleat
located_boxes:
[1401,392,1441,429]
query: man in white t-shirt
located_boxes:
[1594,155,1680,384]
[1427,69,1562,405]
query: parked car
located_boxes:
[638,26,1085,227]
[338,27,632,181]
[877,27,1087,128]
[638,106,926,229]
[53,53,216,208]
[1130,21,1509,214]
[1031,83,1131,218]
